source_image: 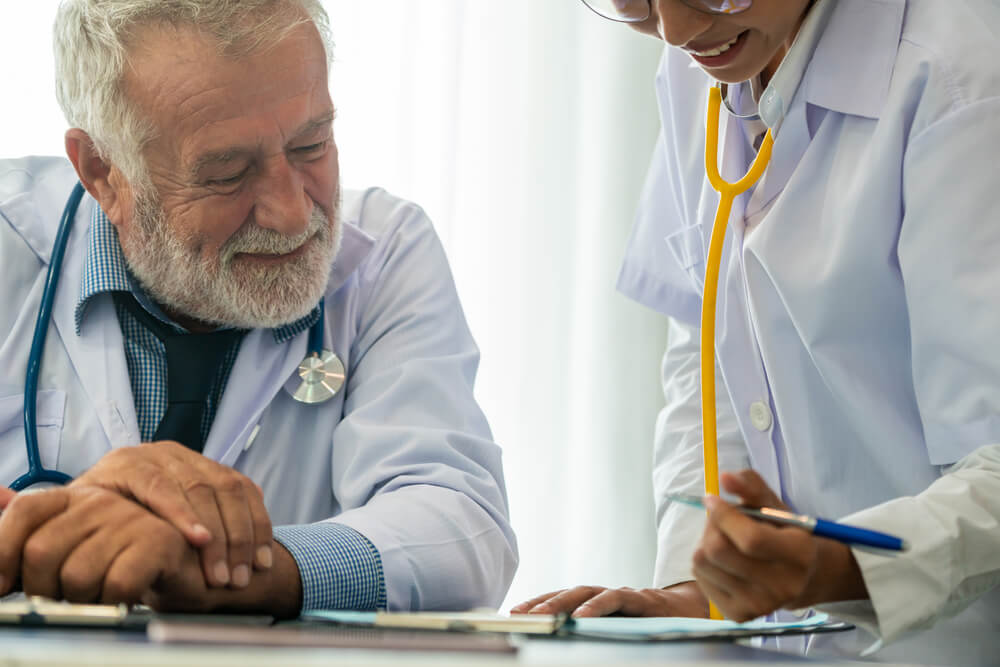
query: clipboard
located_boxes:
[562,614,854,642]
[302,609,853,643]
[0,597,133,628]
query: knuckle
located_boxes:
[103,573,142,604]
[219,475,245,496]
[182,479,214,497]
[4,492,35,517]
[227,532,252,553]
[60,565,97,602]
[22,536,54,570]
[741,532,767,555]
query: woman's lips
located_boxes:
[686,31,749,69]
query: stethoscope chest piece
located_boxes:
[293,349,345,404]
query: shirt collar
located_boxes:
[803,0,906,121]
[756,0,906,132]
[75,205,319,343]
[757,0,839,132]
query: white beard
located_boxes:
[120,191,342,330]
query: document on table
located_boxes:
[301,609,851,641]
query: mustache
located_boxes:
[221,207,329,262]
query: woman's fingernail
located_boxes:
[256,545,273,569]
[704,495,724,511]
[213,561,230,585]
[232,564,250,588]
[191,524,211,541]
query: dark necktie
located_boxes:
[114,293,244,452]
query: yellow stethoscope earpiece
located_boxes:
[700,84,773,619]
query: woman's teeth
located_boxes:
[693,35,740,57]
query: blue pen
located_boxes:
[667,493,909,552]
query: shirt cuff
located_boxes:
[273,522,387,612]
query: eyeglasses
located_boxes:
[580,0,752,23]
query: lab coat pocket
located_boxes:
[0,390,66,486]
[664,223,707,294]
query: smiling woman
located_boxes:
[1,0,665,612]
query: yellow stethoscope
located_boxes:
[700,84,773,619]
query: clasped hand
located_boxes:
[72,441,273,589]
[0,484,207,605]
[0,440,275,604]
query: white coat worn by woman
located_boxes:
[517,1,1000,664]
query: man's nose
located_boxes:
[253,156,311,236]
[653,0,714,47]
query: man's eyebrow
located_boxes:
[292,110,335,139]
[189,110,335,179]
[190,148,253,179]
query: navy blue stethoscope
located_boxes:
[12,182,345,491]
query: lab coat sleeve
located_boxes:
[317,193,517,611]
[818,444,1000,644]
[653,317,749,588]
[815,99,1000,642]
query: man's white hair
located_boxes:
[53,0,333,189]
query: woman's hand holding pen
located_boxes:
[694,470,869,622]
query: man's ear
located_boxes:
[64,129,129,226]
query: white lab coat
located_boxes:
[0,156,517,612]
[618,0,1000,663]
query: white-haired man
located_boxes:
[0,0,516,616]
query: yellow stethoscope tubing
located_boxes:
[700,85,773,619]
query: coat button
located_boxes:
[749,401,773,432]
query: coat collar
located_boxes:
[803,0,906,122]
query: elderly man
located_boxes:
[0,0,516,616]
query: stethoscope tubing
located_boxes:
[700,85,773,618]
[12,182,336,491]
[12,183,85,491]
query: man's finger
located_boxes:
[212,476,254,589]
[134,471,213,546]
[75,455,213,547]
[181,482,231,587]
[59,529,129,603]
[20,491,110,600]
[0,487,17,509]
[0,490,70,595]
[243,479,273,571]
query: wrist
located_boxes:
[207,540,303,618]
[661,580,710,618]
[798,538,869,608]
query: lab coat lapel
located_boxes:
[202,328,306,467]
[744,105,811,219]
[50,199,139,450]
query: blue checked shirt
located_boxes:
[75,206,386,611]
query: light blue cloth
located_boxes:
[0,158,516,612]
[618,0,1000,662]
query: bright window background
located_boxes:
[1,2,667,610]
